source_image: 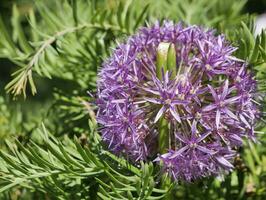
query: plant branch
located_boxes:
[5,23,125,98]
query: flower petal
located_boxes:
[141,87,160,95]
[153,152,171,162]
[144,97,162,104]
[221,79,229,100]
[216,110,221,128]
[224,96,240,104]
[197,145,216,154]
[202,104,217,112]
[223,108,238,120]
[111,99,126,103]
[239,114,251,128]
[169,145,189,159]
[216,156,234,168]
[172,99,189,105]
[208,85,218,101]
[154,106,166,123]
[191,120,197,136]
[170,107,181,123]
[230,134,243,143]
[175,133,187,143]
[196,131,212,143]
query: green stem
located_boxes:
[167,43,177,79]
[156,42,177,153]
[158,118,169,153]
[156,42,177,199]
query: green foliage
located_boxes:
[0,96,50,148]
[0,124,169,200]
[228,19,266,66]
[0,0,266,199]
[148,0,247,28]
[0,0,149,97]
[1,0,265,98]
[0,97,12,145]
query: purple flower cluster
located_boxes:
[97,21,259,181]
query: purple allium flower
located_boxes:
[96,20,260,181]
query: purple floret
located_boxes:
[96,20,259,181]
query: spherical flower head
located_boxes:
[96,20,260,181]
